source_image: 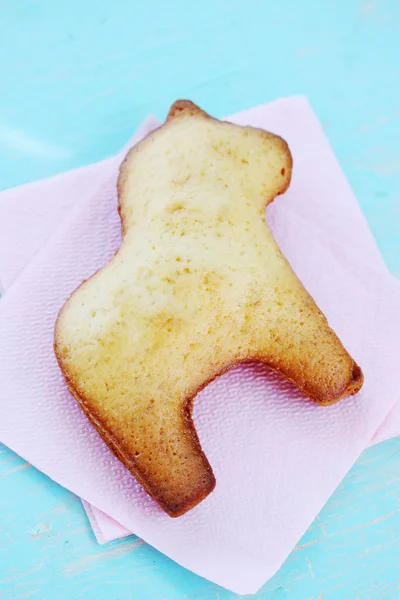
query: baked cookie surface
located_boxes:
[55,101,363,516]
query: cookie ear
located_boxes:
[167,100,209,121]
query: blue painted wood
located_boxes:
[1,1,400,598]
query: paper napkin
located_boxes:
[1,97,399,594]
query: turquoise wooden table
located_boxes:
[1,1,400,598]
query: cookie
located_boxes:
[55,100,363,516]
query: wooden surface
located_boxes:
[1,1,400,598]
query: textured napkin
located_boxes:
[1,97,400,594]
[1,101,400,549]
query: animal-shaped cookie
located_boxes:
[55,101,363,516]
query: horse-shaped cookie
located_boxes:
[55,101,363,516]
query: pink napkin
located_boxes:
[1,102,399,550]
[1,97,400,594]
